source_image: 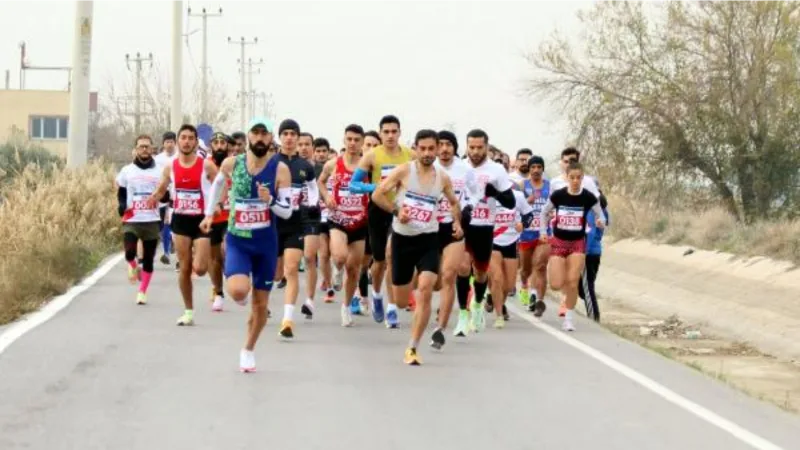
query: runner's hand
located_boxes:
[452,221,464,240]
[199,216,213,234]
[596,217,605,229]
[398,206,411,224]
[325,196,336,210]
[146,195,158,210]
[515,222,523,233]
[256,182,272,203]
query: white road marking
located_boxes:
[0,253,125,356]
[506,304,783,450]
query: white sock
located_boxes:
[565,309,575,321]
[387,303,398,313]
[284,304,295,321]
[372,289,382,299]
[305,297,314,306]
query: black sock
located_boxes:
[456,275,471,310]
[473,280,488,304]
[359,268,368,297]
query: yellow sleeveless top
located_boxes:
[371,145,414,202]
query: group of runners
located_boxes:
[114,114,609,371]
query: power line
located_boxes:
[125,52,154,135]
[188,5,223,123]
[227,36,258,132]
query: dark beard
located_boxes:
[212,151,227,166]
[134,156,154,169]
[251,142,269,157]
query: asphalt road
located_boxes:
[1,257,799,450]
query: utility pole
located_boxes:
[187,5,222,123]
[227,36,258,131]
[171,1,183,131]
[238,57,263,119]
[67,0,94,168]
[125,52,153,135]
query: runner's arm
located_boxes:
[514,191,534,228]
[317,159,335,204]
[590,199,606,228]
[484,169,516,209]
[539,199,555,236]
[270,162,293,219]
[204,157,234,218]
[150,164,172,203]
[349,151,376,194]
[304,163,320,206]
[371,164,406,214]
[442,173,462,225]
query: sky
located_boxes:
[0,0,591,160]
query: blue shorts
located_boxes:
[224,233,278,292]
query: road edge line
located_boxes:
[506,303,784,450]
[0,252,125,356]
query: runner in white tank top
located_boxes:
[371,129,462,366]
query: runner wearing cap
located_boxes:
[201,117,292,372]
[274,119,319,338]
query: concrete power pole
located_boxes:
[125,52,153,135]
[238,57,263,119]
[171,1,183,131]
[227,36,258,131]
[187,5,222,123]
[67,0,94,168]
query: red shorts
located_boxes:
[519,240,540,252]
[549,237,586,258]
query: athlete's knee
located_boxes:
[440,267,457,285]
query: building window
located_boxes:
[30,116,69,140]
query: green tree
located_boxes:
[527,1,800,221]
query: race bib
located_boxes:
[380,165,395,181]
[174,189,203,216]
[557,207,584,232]
[471,203,492,226]
[131,191,158,220]
[437,197,452,223]
[290,186,302,210]
[234,199,270,230]
[338,188,364,210]
[531,216,542,229]
[402,192,436,228]
[495,211,515,226]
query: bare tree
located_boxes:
[526,1,800,221]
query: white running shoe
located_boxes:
[340,304,354,327]
[562,310,576,332]
[240,349,256,373]
[212,296,224,312]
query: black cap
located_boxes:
[278,119,300,135]
[437,130,458,154]
[162,131,176,142]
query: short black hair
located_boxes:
[134,134,153,146]
[566,160,584,173]
[312,137,330,149]
[561,147,581,160]
[414,129,438,146]
[365,130,381,142]
[162,131,176,142]
[344,124,365,136]
[379,115,400,130]
[178,124,198,138]
[466,128,489,143]
[231,131,246,141]
[516,148,533,158]
[299,132,314,141]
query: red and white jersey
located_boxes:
[468,159,514,227]
[116,163,161,223]
[169,156,210,217]
[493,190,533,246]
[434,158,476,224]
[329,156,369,230]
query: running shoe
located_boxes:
[136,292,147,305]
[240,349,256,373]
[404,347,421,365]
[453,310,469,337]
[430,328,446,349]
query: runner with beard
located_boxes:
[117,135,164,305]
[149,124,217,326]
[350,115,414,328]
[207,132,233,312]
[200,117,292,372]
[318,125,370,326]
[431,130,476,344]
[275,119,319,337]
[372,130,462,364]
[312,137,336,303]
[154,131,177,266]
[461,129,517,333]
[518,155,550,316]
[510,148,532,187]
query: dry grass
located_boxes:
[607,194,800,265]
[0,162,120,325]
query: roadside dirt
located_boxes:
[598,295,800,414]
